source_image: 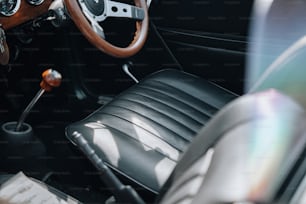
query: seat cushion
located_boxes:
[66,69,237,193]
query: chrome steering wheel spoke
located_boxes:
[105,0,145,21]
[83,11,106,39]
[91,20,105,39]
[77,0,145,39]
[77,0,145,23]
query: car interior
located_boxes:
[1,0,306,203]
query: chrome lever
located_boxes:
[15,69,62,131]
[122,63,139,83]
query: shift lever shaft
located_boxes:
[15,69,62,131]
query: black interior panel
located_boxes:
[150,0,254,36]
[157,27,247,94]
[149,0,254,94]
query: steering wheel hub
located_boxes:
[83,0,105,16]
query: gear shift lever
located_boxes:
[0,69,62,159]
[15,69,62,131]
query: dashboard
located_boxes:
[0,0,53,30]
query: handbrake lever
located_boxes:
[70,131,145,204]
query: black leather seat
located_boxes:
[66,69,237,193]
[66,0,306,198]
[3,89,305,204]
[158,89,306,203]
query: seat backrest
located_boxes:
[158,0,306,202]
[158,90,306,203]
[160,0,306,201]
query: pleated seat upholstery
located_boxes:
[66,69,237,193]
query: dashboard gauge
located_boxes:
[0,0,21,16]
[27,0,44,6]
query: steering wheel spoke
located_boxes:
[105,0,145,21]
[91,21,106,39]
[83,11,106,39]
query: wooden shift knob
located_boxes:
[40,69,62,92]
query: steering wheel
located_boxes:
[64,0,149,58]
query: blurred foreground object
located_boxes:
[0,26,9,65]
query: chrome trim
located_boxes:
[27,0,44,6]
[0,0,21,16]
[77,0,108,22]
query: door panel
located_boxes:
[150,0,254,94]
[150,0,253,35]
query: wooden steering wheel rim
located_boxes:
[64,0,149,58]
